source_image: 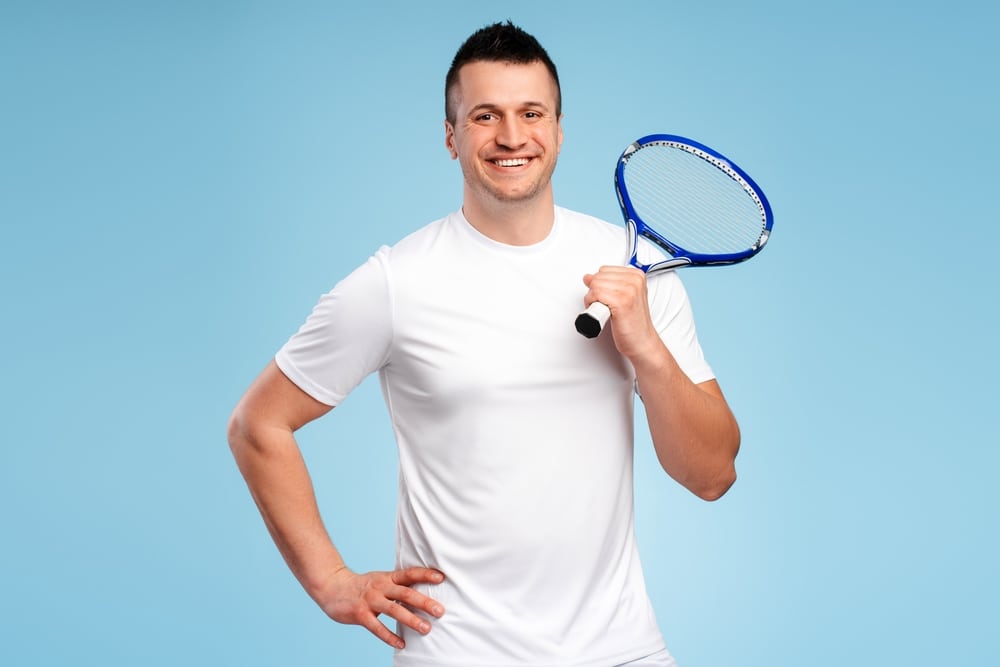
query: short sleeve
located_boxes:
[646,269,715,385]
[275,248,393,406]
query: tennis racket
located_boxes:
[574,134,773,338]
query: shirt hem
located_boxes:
[392,638,667,667]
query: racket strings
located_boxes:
[623,143,767,255]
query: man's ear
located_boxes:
[444,120,458,160]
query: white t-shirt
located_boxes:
[276,207,714,667]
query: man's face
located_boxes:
[445,60,563,208]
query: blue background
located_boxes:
[2,1,996,665]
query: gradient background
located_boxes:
[2,1,996,665]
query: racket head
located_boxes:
[615,134,773,274]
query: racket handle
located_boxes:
[574,301,611,339]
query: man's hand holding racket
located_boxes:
[582,265,663,359]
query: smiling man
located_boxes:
[229,21,739,667]
[444,58,563,244]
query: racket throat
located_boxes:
[625,219,691,275]
[645,256,692,275]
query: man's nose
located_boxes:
[495,117,527,149]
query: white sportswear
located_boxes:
[276,207,714,666]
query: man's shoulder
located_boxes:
[555,205,616,230]
[381,211,461,259]
[554,206,626,254]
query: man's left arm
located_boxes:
[633,360,740,501]
[583,266,740,500]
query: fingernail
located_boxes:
[420,622,431,633]
[432,604,444,617]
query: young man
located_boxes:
[228,22,739,667]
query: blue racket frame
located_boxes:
[616,134,774,275]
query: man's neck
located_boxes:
[462,189,556,246]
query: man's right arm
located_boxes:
[227,360,446,649]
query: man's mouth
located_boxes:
[492,158,531,167]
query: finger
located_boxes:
[384,570,446,618]
[592,265,646,278]
[586,269,643,292]
[380,598,434,635]
[594,269,647,294]
[391,566,446,586]
[387,582,446,618]
[358,609,406,649]
[585,283,636,311]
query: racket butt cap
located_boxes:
[574,313,602,338]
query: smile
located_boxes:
[493,158,530,167]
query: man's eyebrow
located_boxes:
[466,101,552,115]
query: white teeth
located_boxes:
[494,158,529,167]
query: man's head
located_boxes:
[445,21,561,125]
[443,23,564,236]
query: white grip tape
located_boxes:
[586,301,611,328]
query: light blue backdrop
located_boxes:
[2,1,996,665]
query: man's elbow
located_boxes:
[692,466,737,502]
[695,423,740,501]
[227,408,254,459]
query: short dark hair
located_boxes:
[445,21,561,124]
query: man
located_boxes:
[228,21,740,667]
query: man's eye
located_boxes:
[477,113,496,122]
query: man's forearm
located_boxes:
[633,347,741,501]
[228,421,347,598]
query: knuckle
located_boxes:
[354,600,375,619]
